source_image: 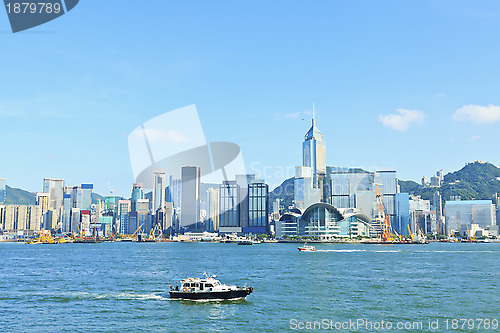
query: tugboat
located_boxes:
[297,243,316,252]
[169,273,253,301]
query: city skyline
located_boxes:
[2,1,500,196]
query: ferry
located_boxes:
[169,273,253,301]
[297,243,316,252]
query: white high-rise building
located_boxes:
[294,104,326,211]
[152,170,166,213]
[302,103,326,190]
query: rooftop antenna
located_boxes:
[107,181,114,195]
[312,102,315,126]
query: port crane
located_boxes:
[374,184,393,242]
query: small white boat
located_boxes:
[297,243,316,252]
[169,272,253,301]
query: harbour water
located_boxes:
[1,242,499,332]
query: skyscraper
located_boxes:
[152,170,166,213]
[62,192,72,233]
[78,184,93,211]
[246,179,269,234]
[294,104,326,210]
[131,183,144,212]
[219,180,239,231]
[206,188,220,231]
[180,166,201,230]
[117,200,131,234]
[302,104,326,190]
[43,178,65,212]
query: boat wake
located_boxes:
[315,249,366,253]
[48,291,170,301]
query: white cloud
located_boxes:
[276,108,312,121]
[284,112,301,119]
[452,104,500,124]
[470,135,480,142]
[379,109,426,131]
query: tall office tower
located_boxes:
[152,170,166,213]
[130,183,144,212]
[43,178,65,212]
[169,178,181,209]
[62,191,72,233]
[78,184,93,211]
[206,188,220,231]
[433,191,445,234]
[247,179,269,234]
[117,200,131,234]
[302,104,326,191]
[219,180,239,232]
[395,193,411,235]
[180,166,201,230]
[0,177,5,204]
[163,202,175,234]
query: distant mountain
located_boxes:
[403,162,500,201]
[5,185,36,205]
[399,180,420,193]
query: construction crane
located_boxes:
[407,224,414,243]
[466,224,476,242]
[374,184,393,242]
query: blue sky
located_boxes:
[1,0,500,197]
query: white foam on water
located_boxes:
[316,249,366,253]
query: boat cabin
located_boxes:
[172,277,223,292]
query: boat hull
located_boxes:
[169,288,253,300]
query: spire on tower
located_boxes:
[312,102,315,126]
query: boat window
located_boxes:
[200,283,204,291]
[195,283,199,288]
[205,284,213,288]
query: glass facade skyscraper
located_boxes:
[152,170,165,213]
[295,106,327,210]
[131,183,144,212]
[302,106,326,190]
[247,180,268,233]
[220,180,239,228]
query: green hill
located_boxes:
[404,162,500,201]
[5,185,36,205]
[269,177,295,212]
